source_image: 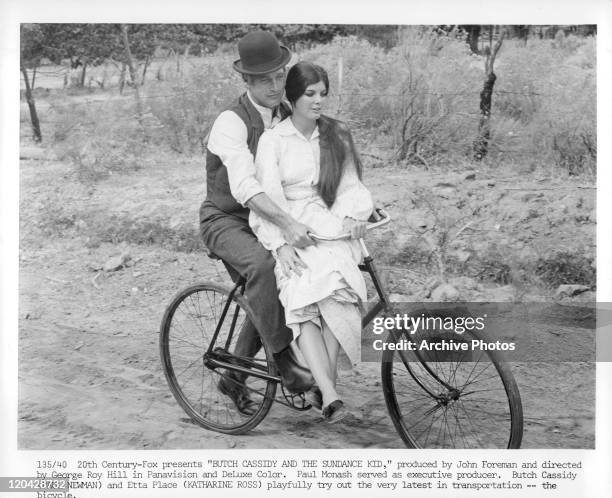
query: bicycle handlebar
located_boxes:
[308,208,391,241]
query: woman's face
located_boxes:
[293,80,328,121]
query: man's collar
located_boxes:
[246,91,273,118]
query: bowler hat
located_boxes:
[233,31,291,75]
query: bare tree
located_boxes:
[120,24,144,129]
[20,24,44,142]
[473,27,505,161]
[20,66,42,142]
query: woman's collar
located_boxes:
[276,117,320,140]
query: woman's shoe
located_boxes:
[321,400,347,424]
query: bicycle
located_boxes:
[159,210,523,448]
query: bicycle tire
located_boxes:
[160,282,277,434]
[381,327,523,449]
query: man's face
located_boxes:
[246,68,286,109]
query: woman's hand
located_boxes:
[369,204,383,222]
[342,217,368,240]
[276,244,308,277]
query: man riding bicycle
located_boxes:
[199,31,315,415]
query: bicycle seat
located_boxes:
[206,249,222,261]
[205,250,244,284]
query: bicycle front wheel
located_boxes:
[381,328,523,449]
[160,283,277,434]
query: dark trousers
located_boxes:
[199,201,293,356]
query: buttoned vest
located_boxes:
[205,93,291,219]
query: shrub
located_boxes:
[534,251,595,288]
[301,30,482,164]
[492,37,596,173]
[146,55,242,154]
[42,28,597,177]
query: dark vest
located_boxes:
[205,93,291,219]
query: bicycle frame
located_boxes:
[359,247,458,401]
[359,241,392,327]
[202,278,277,382]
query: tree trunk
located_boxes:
[120,24,145,133]
[119,62,126,94]
[465,25,481,54]
[518,25,529,45]
[173,49,182,78]
[140,55,150,86]
[79,62,88,87]
[473,72,496,160]
[473,30,504,161]
[21,66,42,143]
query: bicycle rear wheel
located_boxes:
[381,328,523,448]
[160,283,277,434]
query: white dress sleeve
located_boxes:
[330,150,373,222]
[248,131,288,252]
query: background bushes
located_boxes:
[39,27,595,175]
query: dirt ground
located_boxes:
[16,145,595,450]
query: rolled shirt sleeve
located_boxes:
[207,110,264,206]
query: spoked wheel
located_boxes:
[160,283,277,434]
[381,328,523,448]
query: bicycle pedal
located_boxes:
[280,386,312,411]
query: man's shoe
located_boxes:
[307,387,323,410]
[217,375,258,416]
[274,347,315,393]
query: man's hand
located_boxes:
[281,220,315,249]
[276,244,308,277]
[342,217,368,240]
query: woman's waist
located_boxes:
[283,183,319,201]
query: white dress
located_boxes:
[249,118,373,364]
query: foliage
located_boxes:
[20,24,46,69]
[145,56,242,153]
[30,25,597,174]
[535,252,595,288]
[302,29,483,163]
[490,35,596,173]
[27,24,163,67]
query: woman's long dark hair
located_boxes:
[286,61,363,208]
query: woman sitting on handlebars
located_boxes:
[249,61,374,423]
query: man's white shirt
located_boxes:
[207,91,283,206]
